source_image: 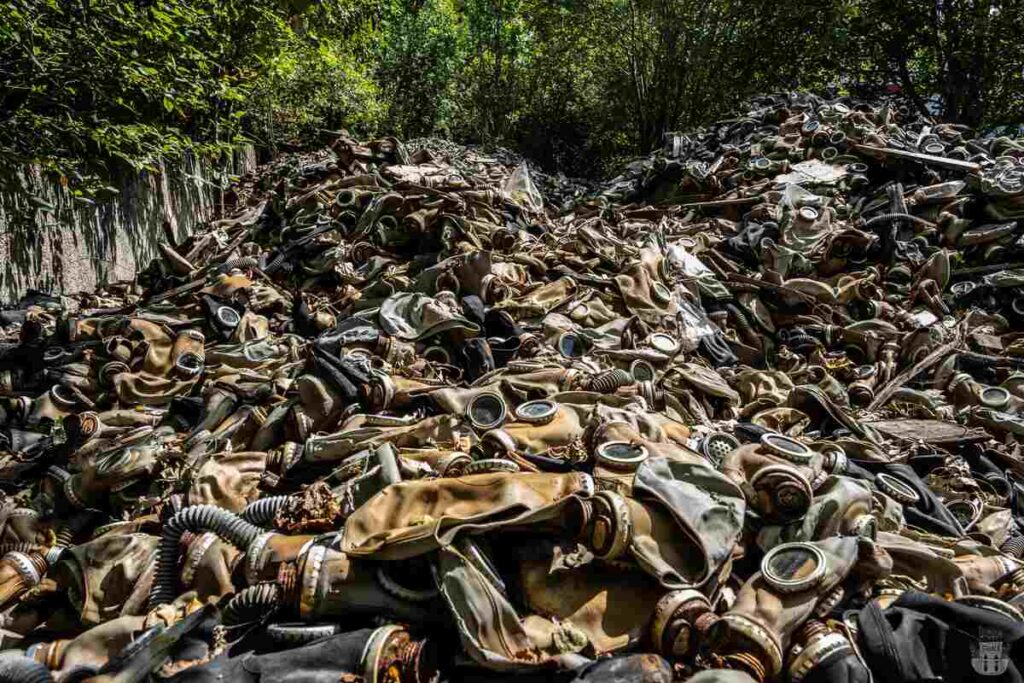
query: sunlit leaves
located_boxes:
[1,0,1022,196]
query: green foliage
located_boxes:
[0,0,288,189]
[244,0,387,147]
[1,0,1022,190]
[457,0,534,141]
[374,0,467,139]
[844,0,1024,128]
[252,33,383,147]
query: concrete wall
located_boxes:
[0,147,257,304]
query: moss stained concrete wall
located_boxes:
[0,147,256,304]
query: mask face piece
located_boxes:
[18,104,1024,683]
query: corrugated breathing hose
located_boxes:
[1001,533,1024,558]
[222,583,282,626]
[0,653,53,683]
[861,212,932,229]
[588,368,634,393]
[217,257,261,274]
[240,496,293,526]
[149,505,263,609]
[725,303,762,350]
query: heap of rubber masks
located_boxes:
[0,92,1022,682]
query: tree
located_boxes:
[849,0,1024,127]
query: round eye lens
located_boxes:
[51,384,79,407]
[924,142,945,155]
[754,157,771,170]
[855,365,876,380]
[955,595,1024,622]
[951,281,975,297]
[423,346,450,364]
[175,353,204,376]
[558,332,585,358]
[515,400,557,425]
[947,500,979,529]
[1012,297,1024,317]
[631,360,656,382]
[100,361,129,386]
[802,119,820,134]
[847,162,868,174]
[770,548,817,580]
[648,333,679,355]
[760,433,814,465]
[798,206,819,222]
[464,458,520,475]
[520,403,546,417]
[596,441,649,470]
[467,392,507,430]
[761,542,826,594]
[875,472,920,505]
[980,387,1010,409]
[606,443,633,458]
[216,306,241,328]
[651,282,672,304]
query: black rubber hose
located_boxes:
[217,257,260,274]
[222,583,282,626]
[588,368,634,393]
[0,653,54,683]
[311,351,360,402]
[861,213,933,230]
[263,251,288,273]
[725,303,762,350]
[241,496,292,526]
[149,505,263,609]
